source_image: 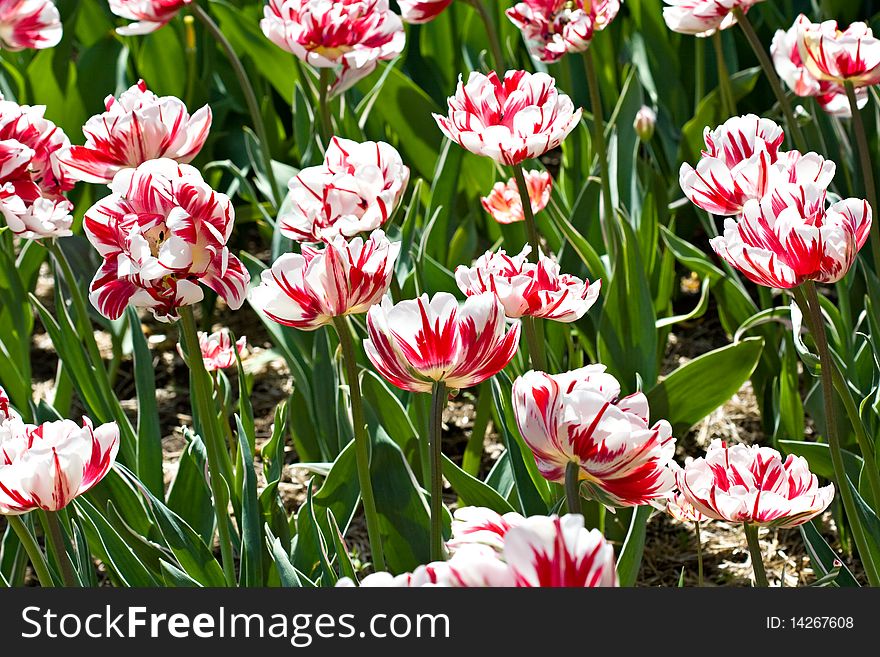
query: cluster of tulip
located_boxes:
[0,0,876,589]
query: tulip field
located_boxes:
[1,0,880,591]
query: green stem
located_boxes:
[43,512,77,587]
[331,317,386,572]
[7,515,53,587]
[743,523,769,587]
[429,381,448,562]
[564,461,581,515]
[190,3,281,209]
[794,283,880,586]
[844,81,880,278]
[522,316,548,372]
[695,520,704,588]
[711,32,737,117]
[694,38,705,109]
[179,307,237,586]
[733,7,808,152]
[582,49,617,258]
[318,68,333,148]
[462,382,492,477]
[511,163,542,261]
[466,0,505,71]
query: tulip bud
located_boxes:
[634,106,656,142]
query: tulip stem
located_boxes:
[7,515,53,587]
[466,0,505,71]
[711,32,736,117]
[733,7,808,153]
[695,521,704,588]
[582,49,617,258]
[564,461,581,515]
[331,317,386,572]
[178,307,237,586]
[522,316,548,372]
[743,523,769,587]
[793,283,880,586]
[511,163,542,260]
[318,68,333,148]
[429,381,448,561]
[43,512,77,587]
[844,81,880,277]
[190,3,281,209]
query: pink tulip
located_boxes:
[261,0,405,95]
[0,416,119,515]
[455,245,600,322]
[709,184,871,289]
[364,292,521,394]
[662,0,764,37]
[83,159,248,322]
[481,169,552,225]
[177,330,246,372]
[61,80,212,185]
[678,115,835,217]
[398,0,452,24]
[507,0,620,63]
[0,0,62,50]
[108,0,191,36]
[512,366,676,507]
[279,137,409,243]
[676,440,835,528]
[337,512,618,587]
[0,97,74,238]
[249,230,399,331]
[772,17,867,118]
[434,70,581,166]
[797,18,880,89]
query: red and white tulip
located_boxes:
[0,416,119,515]
[0,386,11,422]
[177,330,246,373]
[662,0,763,37]
[249,230,399,331]
[667,489,709,523]
[279,137,409,243]
[447,506,525,554]
[398,0,452,24]
[455,245,600,322]
[481,169,552,225]
[83,159,248,322]
[512,366,676,507]
[434,70,582,166]
[772,16,867,118]
[0,0,62,50]
[797,18,880,89]
[364,292,521,394]
[108,0,191,36]
[709,184,871,289]
[676,440,835,528]
[261,0,405,95]
[506,0,620,63]
[61,80,212,185]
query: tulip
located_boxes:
[480,170,552,225]
[796,19,880,89]
[0,97,74,239]
[455,245,600,323]
[772,17,867,118]
[108,0,191,35]
[634,106,657,142]
[512,366,676,509]
[83,158,248,322]
[434,70,581,167]
[398,0,452,24]
[337,512,618,587]
[0,386,12,422]
[666,476,708,586]
[446,506,526,554]
[279,137,409,243]
[0,417,119,515]
[506,0,620,63]
[0,0,62,50]
[662,0,763,37]
[261,0,405,96]
[61,80,212,185]
[709,186,871,289]
[177,330,246,373]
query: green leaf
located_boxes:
[799,521,859,587]
[779,441,863,483]
[127,308,163,496]
[441,454,516,514]
[236,415,264,587]
[646,337,764,435]
[166,431,215,546]
[616,505,652,588]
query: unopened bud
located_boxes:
[634,106,656,142]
